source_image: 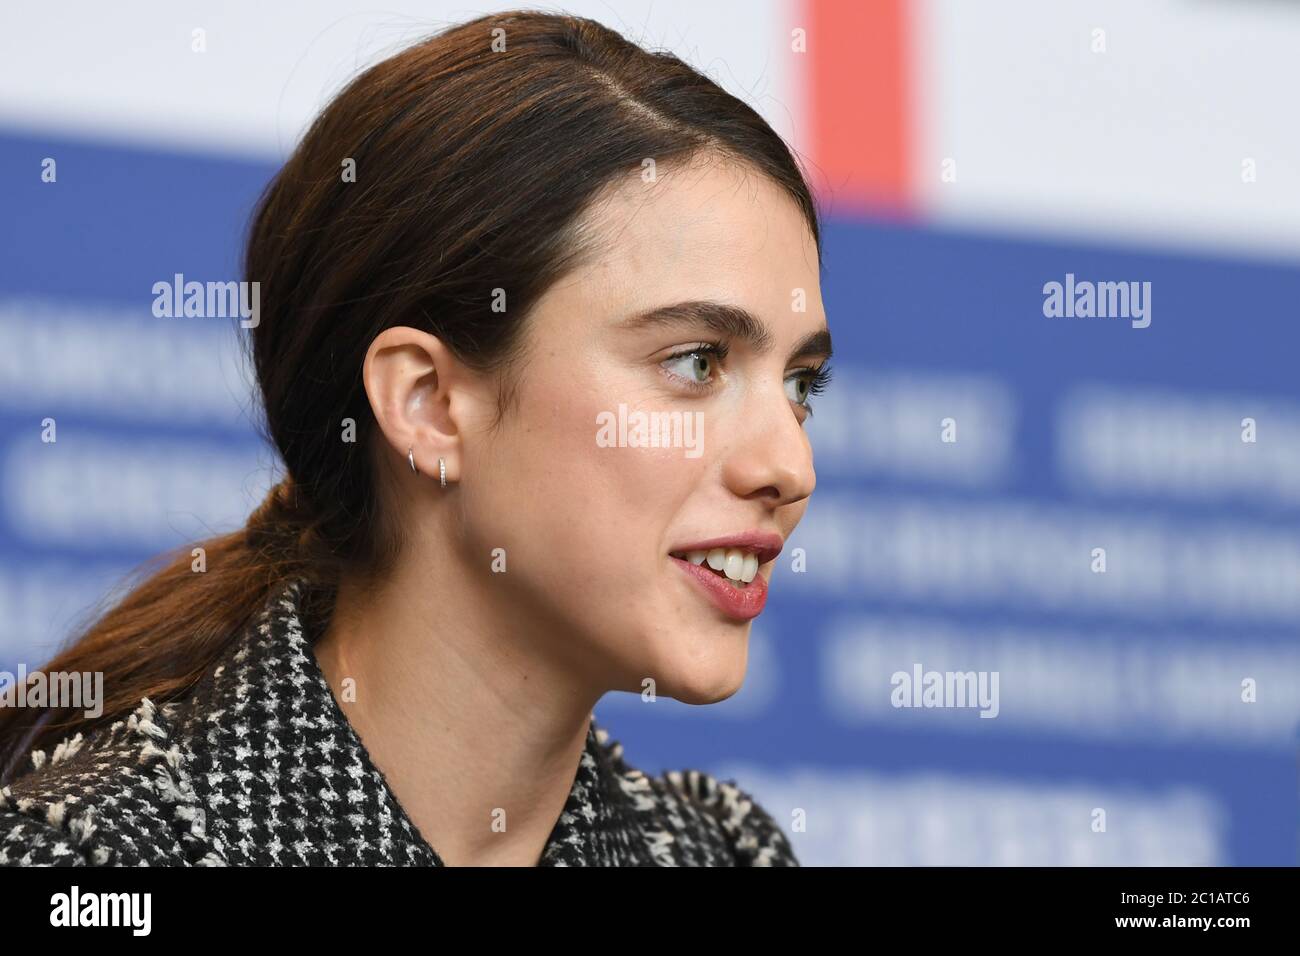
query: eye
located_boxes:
[660,343,727,391]
[785,363,834,412]
[659,345,834,413]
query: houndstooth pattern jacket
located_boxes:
[0,578,799,866]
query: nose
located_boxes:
[720,384,817,508]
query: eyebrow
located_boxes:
[618,300,833,362]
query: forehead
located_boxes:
[556,157,821,318]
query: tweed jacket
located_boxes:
[0,578,798,866]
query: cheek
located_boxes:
[544,392,692,553]
[474,375,704,588]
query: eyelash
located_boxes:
[660,341,834,414]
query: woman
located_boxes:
[0,9,831,866]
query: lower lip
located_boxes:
[670,556,768,621]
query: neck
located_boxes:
[311,538,601,866]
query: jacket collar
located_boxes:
[173,576,660,866]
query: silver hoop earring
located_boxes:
[408,446,418,475]
[439,457,447,488]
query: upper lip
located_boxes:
[669,531,784,566]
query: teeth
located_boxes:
[724,550,745,580]
[673,547,762,586]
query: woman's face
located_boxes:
[460,157,829,704]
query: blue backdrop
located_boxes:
[2,128,1296,865]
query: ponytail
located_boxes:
[0,477,336,784]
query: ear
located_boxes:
[362,326,469,483]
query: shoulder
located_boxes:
[591,723,799,867]
[0,698,220,867]
[657,767,800,867]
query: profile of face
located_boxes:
[369,156,829,706]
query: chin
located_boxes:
[654,643,750,705]
[668,682,744,706]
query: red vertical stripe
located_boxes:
[802,0,915,217]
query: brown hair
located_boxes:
[0,10,822,780]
